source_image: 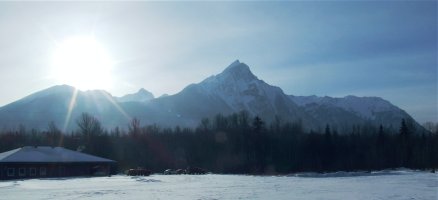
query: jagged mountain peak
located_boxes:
[138,88,149,93]
[220,60,256,82]
[199,60,263,93]
[200,60,259,89]
[116,88,154,103]
[223,60,245,71]
[137,88,154,98]
[180,60,303,121]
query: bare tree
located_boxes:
[128,117,141,136]
[76,113,104,154]
[76,113,103,137]
[47,121,61,135]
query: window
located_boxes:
[19,168,26,176]
[30,168,36,176]
[7,168,14,177]
[40,167,47,176]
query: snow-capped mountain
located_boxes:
[290,95,415,129]
[116,88,154,103]
[0,60,420,132]
[200,60,289,114]
[291,95,396,119]
[138,60,315,128]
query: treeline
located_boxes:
[0,111,437,174]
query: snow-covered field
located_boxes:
[0,170,436,200]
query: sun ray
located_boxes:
[98,90,132,122]
[63,88,79,133]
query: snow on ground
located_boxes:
[0,170,436,200]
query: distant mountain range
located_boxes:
[0,60,419,132]
[116,88,154,103]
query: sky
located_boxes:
[0,1,436,123]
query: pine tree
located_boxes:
[400,119,409,137]
[325,124,331,135]
[252,116,264,134]
[399,119,412,167]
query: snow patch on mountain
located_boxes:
[290,95,398,120]
[197,60,285,115]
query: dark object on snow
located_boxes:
[127,168,151,176]
[164,169,178,175]
[0,146,116,180]
[186,167,207,175]
[163,168,186,175]
[163,167,207,175]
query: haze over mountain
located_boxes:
[116,88,154,103]
[289,95,414,131]
[0,60,419,132]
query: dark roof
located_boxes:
[0,146,115,163]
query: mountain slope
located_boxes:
[290,95,417,130]
[0,85,129,131]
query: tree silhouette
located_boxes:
[77,113,103,137]
[128,117,141,136]
[76,113,103,154]
[252,116,264,133]
[0,111,437,174]
[400,119,409,137]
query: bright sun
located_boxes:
[51,36,113,90]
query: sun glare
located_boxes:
[51,36,113,90]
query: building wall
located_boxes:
[0,162,112,180]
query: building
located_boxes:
[0,146,116,180]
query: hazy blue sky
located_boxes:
[0,1,436,123]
